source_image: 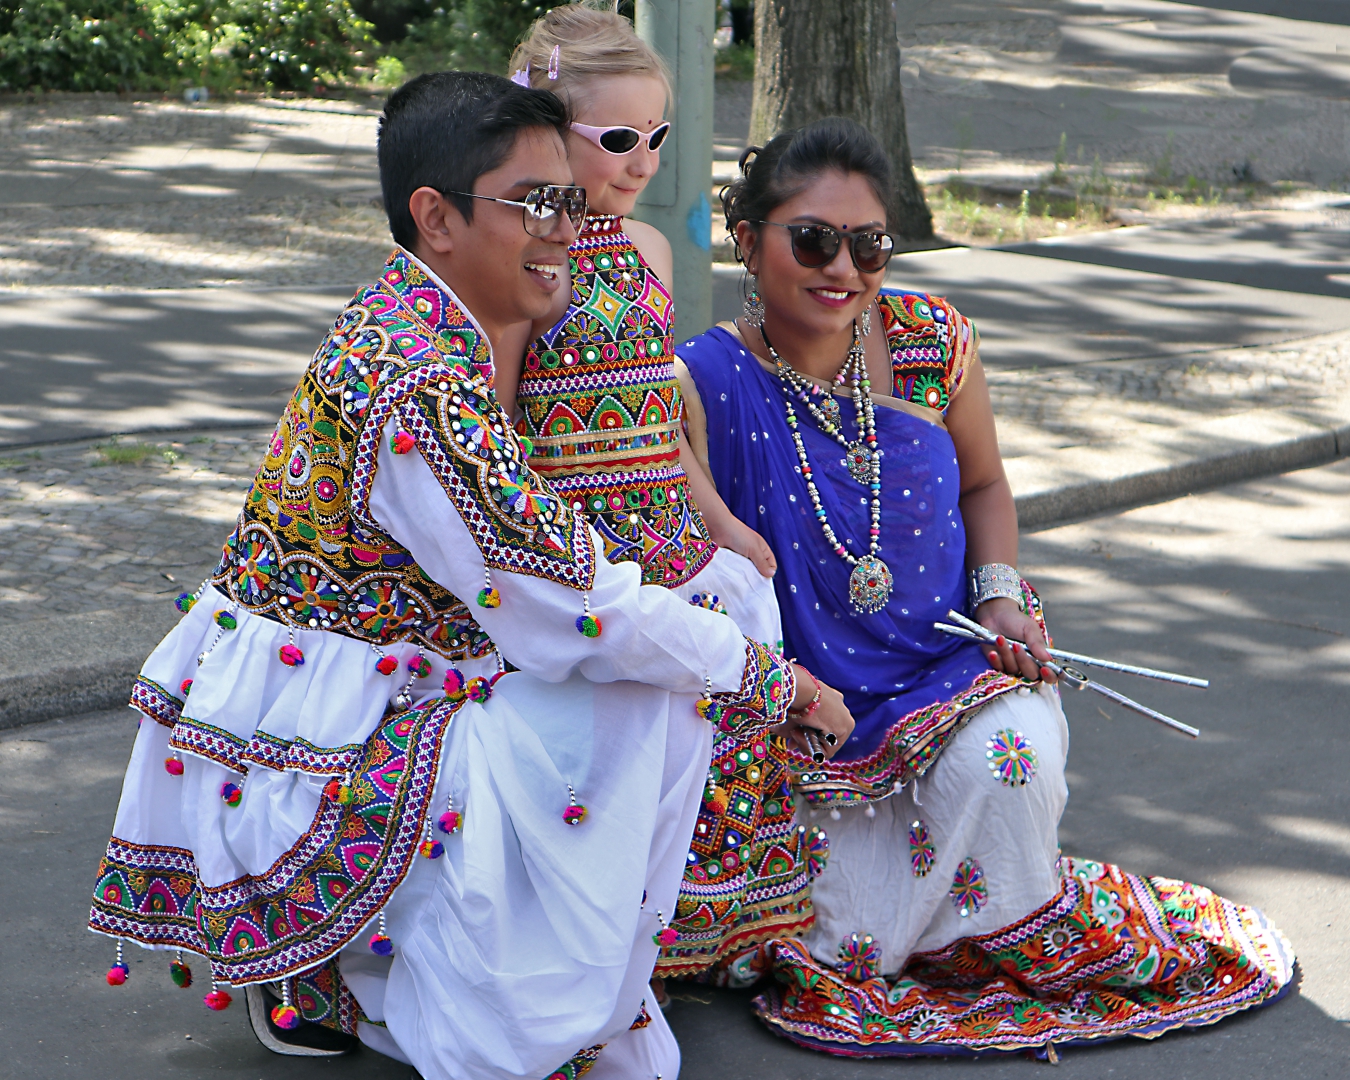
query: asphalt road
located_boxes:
[5,457,1350,1079]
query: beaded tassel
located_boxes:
[652,911,677,947]
[393,649,426,710]
[562,783,587,826]
[323,773,354,805]
[270,980,301,1030]
[438,791,463,835]
[170,949,193,988]
[575,592,602,637]
[278,627,304,667]
[106,939,129,985]
[197,604,239,666]
[173,577,210,614]
[477,568,501,609]
[418,807,444,858]
[374,648,399,676]
[369,910,393,956]
[203,976,232,1011]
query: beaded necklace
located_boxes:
[759,320,893,614]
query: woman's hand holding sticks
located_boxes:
[773,664,855,762]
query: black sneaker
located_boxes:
[245,983,361,1057]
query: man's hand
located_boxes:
[975,597,1057,684]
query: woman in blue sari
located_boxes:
[676,119,1293,1058]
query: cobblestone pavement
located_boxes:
[0,429,264,625]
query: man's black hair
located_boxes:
[378,71,570,250]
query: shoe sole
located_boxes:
[244,984,349,1057]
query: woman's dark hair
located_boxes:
[721,117,894,260]
[378,71,570,249]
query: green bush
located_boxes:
[0,0,167,91]
[0,0,373,91]
[396,0,568,77]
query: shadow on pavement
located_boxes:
[0,288,351,447]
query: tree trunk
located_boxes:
[749,0,932,240]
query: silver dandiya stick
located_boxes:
[943,609,1208,688]
[803,729,826,764]
[935,616,1201,739]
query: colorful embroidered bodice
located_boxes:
[517,214,715,587]
[878,291,972,412]
[210,248,596,659]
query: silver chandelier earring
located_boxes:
[742,276,765,328]
[859,303,872,337]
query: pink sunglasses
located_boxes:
[569,121,671,156]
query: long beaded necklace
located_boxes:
[758,320,893,614]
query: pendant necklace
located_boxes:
[759,320,893,614]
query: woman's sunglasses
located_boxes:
[443,184,588,238]
[570,121,671,156]
[755,221,896,274]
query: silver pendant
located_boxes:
[816,393,841,428]
[844,442,872,484]
[849,556,893,613]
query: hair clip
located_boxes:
[510,64,531,88]
[548,45,560,80]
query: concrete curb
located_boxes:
[4,421,1349,731]
[1015,422,1350,530]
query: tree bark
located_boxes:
[749,0,932,240]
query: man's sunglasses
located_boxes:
[442,184,588,238]
[570,121,671,156]
[755,221,896,274]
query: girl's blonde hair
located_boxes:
[509,3,672,111]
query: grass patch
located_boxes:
[95,439,181,466]
[930,179,1111,245]
[0,451,41,469]
[715,42,755,80]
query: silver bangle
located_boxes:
[970,563,1025,612]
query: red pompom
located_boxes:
[106,963,129,986]
[390,430,416,455]
[164,757,184,776]
[376,655,399,676]
[220,782,242,807]
[203,989,233,1010]
[419,839,444,859]
[179,678,193,697]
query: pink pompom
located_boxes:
[390,430,416,455]
[562,804,587,826]
[179,678,193,697]
[438,810,463,834]
[655,927,678,946]
[376,655,398,676]
[419,839,444,859]
[278,644,304,667]
[106,963,129,986]
[271,1003,301,1030]
[369,933,393,956]
[203,989,233,1011]
[164,757,184,776]
[407,656,431,678]
[442,668,466,699]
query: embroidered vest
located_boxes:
[210,249,596,659]
[517,214,715,588]
[879,291,971,413]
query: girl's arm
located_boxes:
[678,437,777,577]
[947,350,1054,683]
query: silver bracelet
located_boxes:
[970,563,1025,612]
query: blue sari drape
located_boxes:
[679,308,1022,804]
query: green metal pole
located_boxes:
[634,0,715,339]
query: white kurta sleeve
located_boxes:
[368,418,749,696]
